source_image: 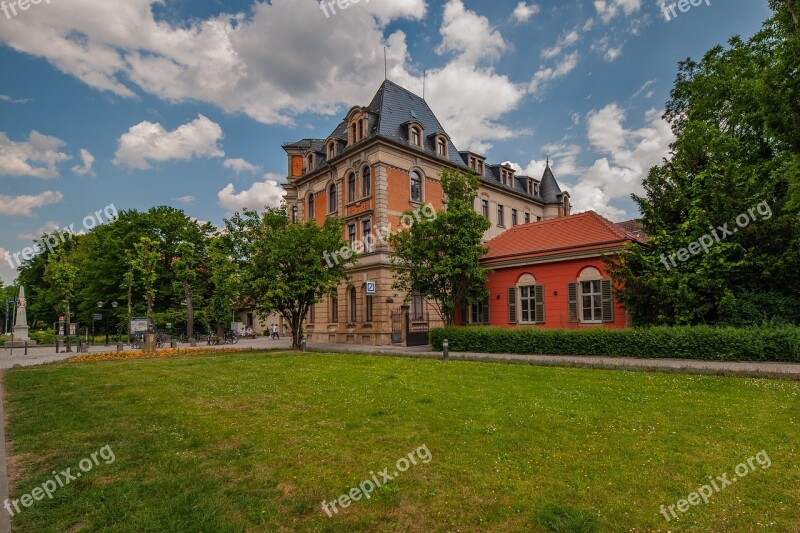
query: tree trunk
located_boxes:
[183,280,194,340]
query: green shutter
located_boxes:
[508,288,517,324]
[601,279,614,322]
[568,282,578,323]
[460,304,467,325]
[535,284,545,324]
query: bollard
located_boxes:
[117,341,123,352]
[55,339,59,353]
[443,338,449,361]
[170,339,177,348]
[301,338,307,352]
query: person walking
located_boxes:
[271,324,280,340]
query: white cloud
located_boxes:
[0,247,19,282]
[218,173,286,212]
[422,62,527,153]
[631,79,656,99]
[0,131,71,178]
[71,148,96,176]
[173,196,195,205]
[0,191,64,217]
[224,158,259,175]
[592,35,625,62]
[567,103,674,220]
[436,0,508,64]
[513,2,539,23]
[593,0,641,23]
[113,114,224,170]
[0,94,31,104]
[0,0,425,127]
[541,30,580,60]
[529,52,579,96]
[16,220,60,241]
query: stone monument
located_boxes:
[11,286,36,347]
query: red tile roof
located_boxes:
[483,211,642,263]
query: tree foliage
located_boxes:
[227,206,351,348]
[389,168,491,325]
[609,2,800,326]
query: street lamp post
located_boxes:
[95,301,119,346]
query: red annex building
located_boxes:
[459,211,646,329]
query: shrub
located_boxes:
[429,326,800,362]
[29,329,56,345]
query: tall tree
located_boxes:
[44,246,78,352]
[132,236,160,322]
[609,2,800,325]
[229,207,350,348]
[389,168,491,325]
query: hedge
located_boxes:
[429,326,800,362]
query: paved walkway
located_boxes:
[305,342,800,380]
[0,337,293,369]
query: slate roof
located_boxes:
[482,211,643,263]
[285,79,565,204]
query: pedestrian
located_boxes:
[271,324,280,340]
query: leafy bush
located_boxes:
[29,329,56,345]
[430,326,800,362]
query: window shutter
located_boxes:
[568,282,578,323]
[601,279,614,322]
[535,284,545,324]
[460,304,468,325]
[508,288,517,324]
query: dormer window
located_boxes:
[411,127,421,147]
[327,141,336,160]
[351,123,357,145]
[434,135,448,157]
[477,160,483,176]
[528,180,540,196]
[306,153,314,173]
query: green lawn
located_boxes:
[3,352,799,532]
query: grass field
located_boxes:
[3,352,799,531]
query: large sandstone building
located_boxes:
[282,80,570,345]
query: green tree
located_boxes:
[389,168,491,325]
[207,236,241,334]
[229,207,350,348]
[609,2,800,325]
[44,246,78,352]
[132,236,160,321]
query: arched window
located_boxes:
[327,141,336,160]
[351,123,357,144]
[411,127,421,147]
[347,172,357,202]
[306,154,314,172]
[358,120,363,140]
[291,206,298,223]
[410,170,423,203]
[307,193,315,220]
[362,166,371,197]
[328,183,337,213]
[349,287,358,323]
[437,138,447,156]
[577,267,603,323]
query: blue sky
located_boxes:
[0,0,773,283]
